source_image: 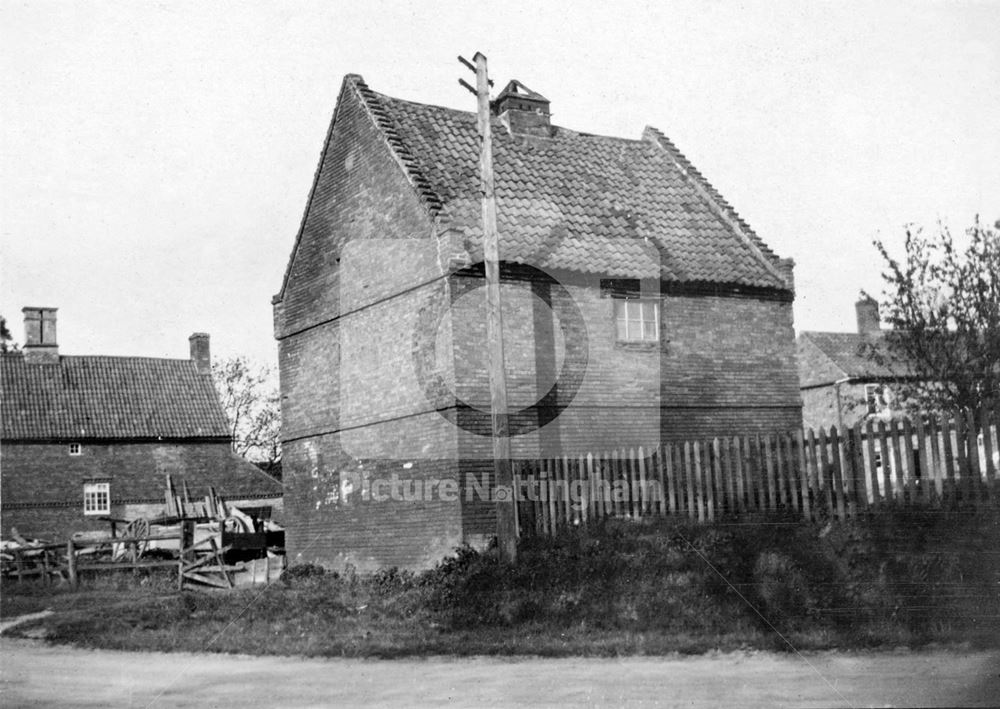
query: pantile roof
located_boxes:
[277,75,793,298]
[798,331,903,387]
[1,354,230,440]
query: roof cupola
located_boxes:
[493,80,551,138]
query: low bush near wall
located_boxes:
[415,508,999,646]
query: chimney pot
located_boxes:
[777,257,795,293]
[22,307,59,364]
[855,296,880,337]
[189,332,211,374]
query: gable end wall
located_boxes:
[275,82,463,571]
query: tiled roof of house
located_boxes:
[797,331,899,387]
[280,75,791,295]
[1,354,230,440]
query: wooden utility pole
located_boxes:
[460,52,517,562]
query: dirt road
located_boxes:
[1,637,998,708]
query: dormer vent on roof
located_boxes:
[493,80,551,138]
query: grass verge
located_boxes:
[3,508,998,657]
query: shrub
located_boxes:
[281,562,331,585]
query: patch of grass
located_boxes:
[4,509,998,657]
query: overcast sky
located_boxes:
[2,1,997,372]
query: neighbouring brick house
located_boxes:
[1,307,282,539]
[797,296,915,431]
[273,74,802,570]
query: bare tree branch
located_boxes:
[868,217,1000,413]
[212,356,282,466]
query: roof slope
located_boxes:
[277,75,791,298]
[1,354,230,440]
[797,331,899,387]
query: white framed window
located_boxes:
[864,384,880,414]
[68,443,82,456]
[83,482,110,515]
[614,298,659,343]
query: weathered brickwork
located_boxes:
[275,80,440,341]
[282,433,463,571]
[1,440,281,539]
[450,274,802,537]
[274,77,803,570]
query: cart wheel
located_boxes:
[123,517,150,558]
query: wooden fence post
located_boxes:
[901,419,917,504]
[762,435,776,511]
[862,420,878,509]
[596,453,608,520]
[66,539,78,590]
[914,417,930,505]
[752,434,766,511]
[536,461,547,534]
[805,429,820,513]
[562,455,574,526]
[873,420,888,504]
[847,423,864,515]
[666,443,678,516]
[979,405,996,496]
[815,427,832,516]
[682,442,694,519]
[796,429,810,521]
[704,440,716,521]
[941,413,957,503]
[512,469,522,538]
[586,453,596,522]
[692,440,702,518]
[889,420,905,505]
[774,434,788,510]
[955,413,971,502]
[178,519,194,591]
[732,436,745,514]
[926,416,942,503]
[829,426,846,520]
[722,437,736,515]
[966,408,982,502]
[655,446,668,517]
[637,447,648,516]
[549,459,559,532]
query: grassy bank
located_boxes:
[3,508,998,657]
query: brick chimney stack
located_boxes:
[493,80,551,138]
[855,296,881,337]
[22,307,59,364]
[189,332,211,375]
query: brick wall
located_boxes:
[1,440,281,539]
[274,82,802,571]
[275,80,464,570]
[451,272,802,537]
[450,273,801,450]
[281,432,463,572]
[274,79,441,341]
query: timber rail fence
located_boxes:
[513,406,1000,535]
[3,521,284,590]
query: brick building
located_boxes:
[273,74,802,570]
[1,307,282,539]
[797,296,914,431]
